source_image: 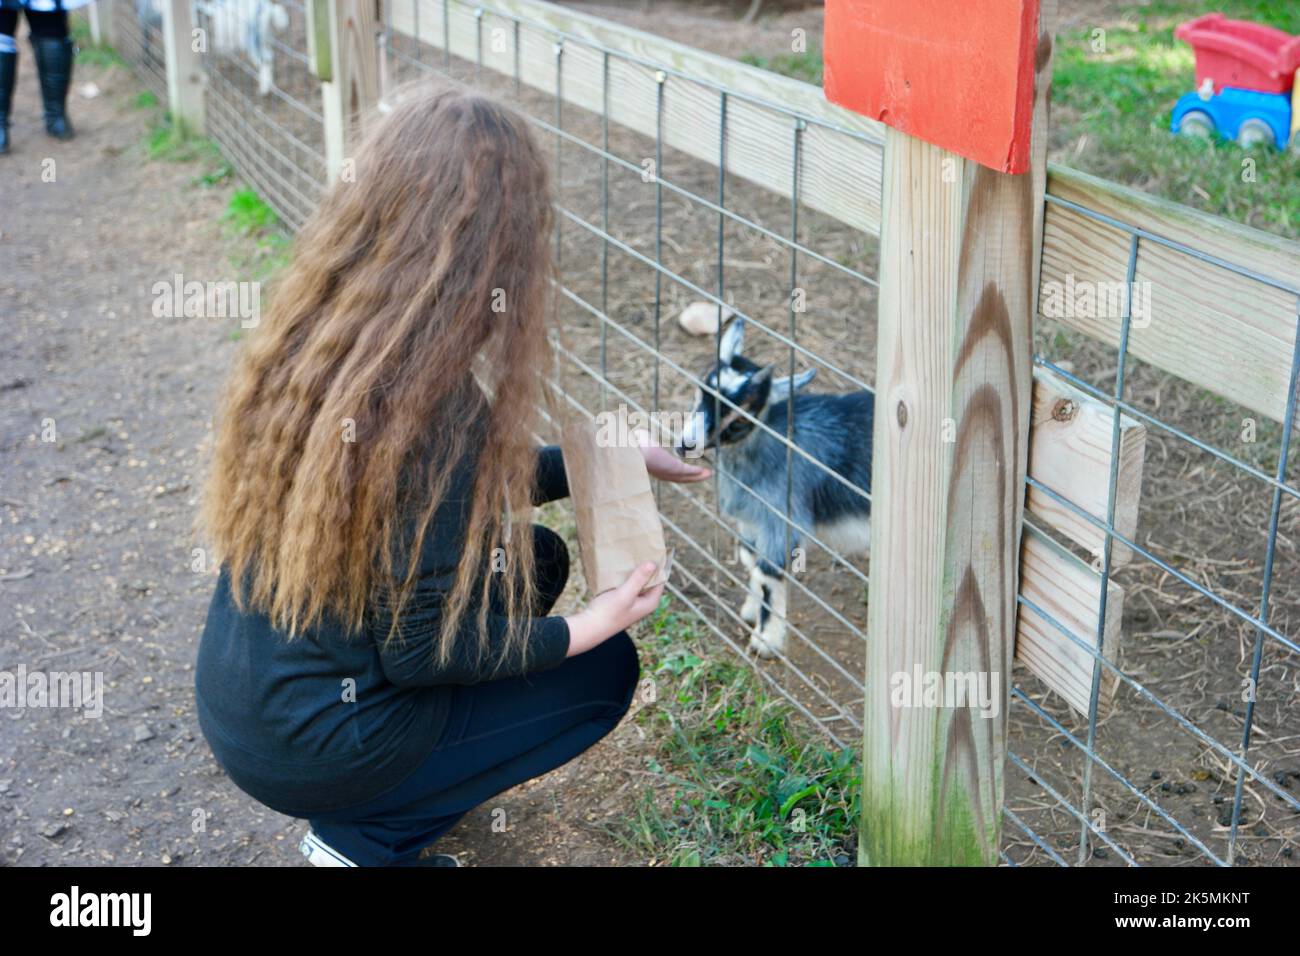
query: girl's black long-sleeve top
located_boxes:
[194,446,571,816]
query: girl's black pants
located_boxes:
[309,525,641,866]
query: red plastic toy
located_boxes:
[1175,13,1300,95]
[1171,13,1300,150]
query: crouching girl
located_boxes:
[195,83,709,867]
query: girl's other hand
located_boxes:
[564,562,665,656]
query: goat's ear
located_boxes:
[744,364,774,409]
[718,317,745,364]
[769,367,816,404]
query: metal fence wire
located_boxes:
[110,0,168,103]
[110,0,1300,867]
[383,0,884,751]
[184,0,327,229]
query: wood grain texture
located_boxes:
[1027,367,1146,565]
[1040,165,1300,426]
[322,0,380,182]
[386,0,886,234]
[860,1,1052,868]
[1016,525,1122,718]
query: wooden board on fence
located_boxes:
[320,0,379,181]
[386,0,886,235]
[1016,524,1122,718]
[1040,165,1300,427]
[823,0,1041,173]
[1026,366,1146,566]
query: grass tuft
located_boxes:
[223,189,292,287]
[70,20,126,69]
[1029,0,1299,237]
[614,599,859,866]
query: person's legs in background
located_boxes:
[0,7,74,151]
[28,9,73,139]
[0,9,17,154]
[307,525,644,866]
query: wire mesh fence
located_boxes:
[110,0,168,103]
[192,0,327,229]
[106,0,1300,866]
[382,0,884,752]
[1013,197,1300,866]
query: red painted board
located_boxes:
[823,0,1042,173]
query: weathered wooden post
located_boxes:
[87,0,113,48]
[824,0,1054,865]
[311,0,380,184]
[161,0,204,134]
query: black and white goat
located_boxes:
[677,318,874,658]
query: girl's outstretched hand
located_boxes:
[564,562,665,657]
[635,431,711,483]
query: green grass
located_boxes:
[69,19,125,69]
[136,101,233,185]
[1049,0,1300,237]
[614,600,859,866]
[143,113,222,168]
[223,188,292,286]
[740,48,822,85]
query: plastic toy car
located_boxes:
[1170,13,1300,149]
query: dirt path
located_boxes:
[0,56,646,867]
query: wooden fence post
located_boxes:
[825,1,1053,864]
[160,0,204,134]
[315,0,379,184]
[87,0,113,48]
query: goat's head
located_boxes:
[677,318,816,456]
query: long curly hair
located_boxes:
[202,82,555,665]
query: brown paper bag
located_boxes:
[561,418,672,596]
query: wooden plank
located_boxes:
[1040,165,1300,426]
[860,1,1051,868]
[824,0,1040,173]
[1016,525,1122,718]
[1027,366,1146,566]
[386,0,885,235]
[161,0,205,134]
[321,0,379,182]
[307,0,334,81]
[87,1,108,47]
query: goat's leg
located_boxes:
[748,568,787,659]
[747,524,794,658]
[737,545,763,625]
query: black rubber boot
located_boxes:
[0,49,15,154]
[31,36,74,140]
